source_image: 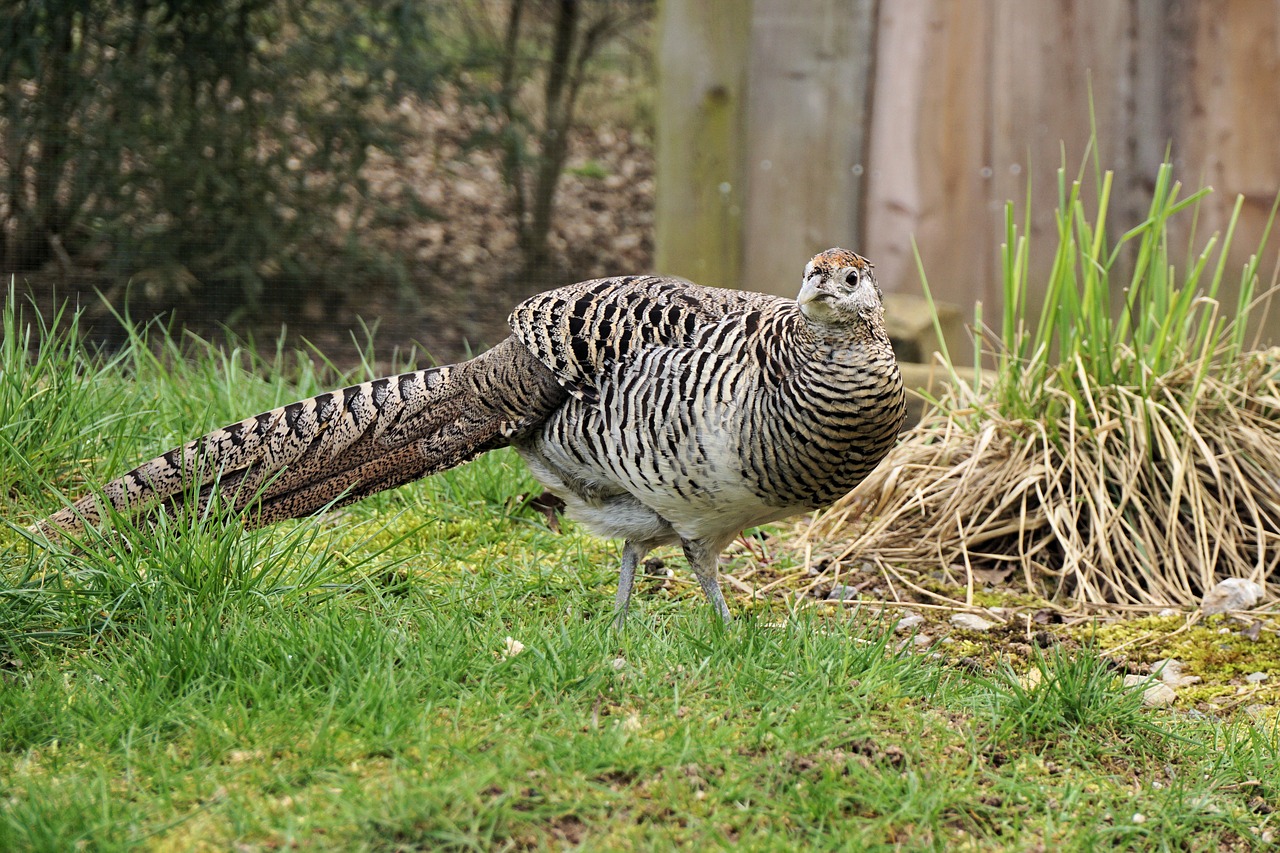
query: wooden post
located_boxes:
[654,0,752,290]
[742,0,878,296]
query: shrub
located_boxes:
[1,0,438,312]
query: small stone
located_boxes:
[1152,658,1201,688]
[1244,704,1272,722]
[612,657,628,671]
[1201,578,1265,615]
[912,634,933,648]
[1124,674,1176,706]
[950,613,995,631]
[1132,813,1146,824]
[895,613,926,632]
[502,637,526,658]
[1245,672,1269,683]
[826,584,860,601]
[1158,608,1181,618]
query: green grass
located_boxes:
[921,133,1276,427]
[2,288,1278,850]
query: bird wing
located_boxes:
[508,275,782,403]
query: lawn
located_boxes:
[1,292,1277,851]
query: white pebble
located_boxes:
[950,613,995,631]
[1124,675,1176,706]
[895,613,926,632]
[1201,578,1265,615]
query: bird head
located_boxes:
[796,249,883,326]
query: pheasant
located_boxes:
[34,249,906,622]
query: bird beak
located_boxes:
[797,276,821,306]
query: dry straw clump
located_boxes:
[818,351,1280,609]
[816,159,1280,610]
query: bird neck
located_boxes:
[805,316,895,356]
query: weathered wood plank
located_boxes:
[654,0,753,291]
[657,0,1280,353]
[741,0,878,296]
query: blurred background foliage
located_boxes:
[446,0,648,280]
[3,0,439,311]
[1,0,653,358]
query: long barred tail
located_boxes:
[34,337,565,538]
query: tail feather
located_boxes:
[35,337,564,538]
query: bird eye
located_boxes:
[844,270,859,285]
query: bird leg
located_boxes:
[682,538,731,622]
[614,539,649,628]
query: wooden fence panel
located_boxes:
[656,0,1280,358]
[863,0,994,314]
[1179,0,1280,302]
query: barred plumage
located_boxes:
[34,249,905,622]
